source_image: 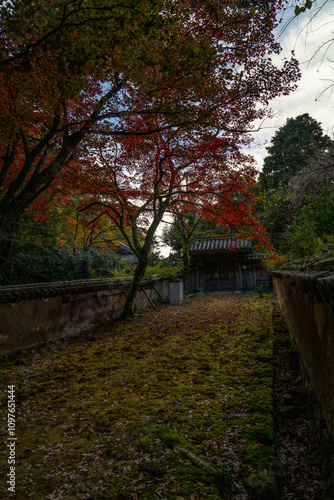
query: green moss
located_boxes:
[244,442,276,467]
[256,346,274,362]
[257,331,269,341]
[139,462,165,477]
[249,385,273,407]
[190,430,209,442]
[154,427,185,448]
[245,470,279,500]
[251,366,274,378]
[247,412,273,427]
[245,425,276,445]
[0,294,280,498]
[134,437,152,452]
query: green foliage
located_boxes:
[144,260,183,279]
[112,256,183,280]
[0,198,133,284]
[259,114,331,191]
[286,186,334,258]
[263,253,287,272]
[295,0,313,15]
[1,245,121,285]
[161,223,183,257]
[113,261,137,278]
[257,114,332,257]
[256,186,292,252]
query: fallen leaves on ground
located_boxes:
[0,293,329,499]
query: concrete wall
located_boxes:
[272,268,334,439]
[0,277,170,356]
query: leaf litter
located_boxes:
[0,293,329,499]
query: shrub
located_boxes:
[2,245,121,285]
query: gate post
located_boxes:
[169,280,183,305]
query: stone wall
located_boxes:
[272,266,334,440]
[0,277,170,356]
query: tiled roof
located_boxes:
[190,236,252,253]
[115,242,138,264]
[120,253,138,264]
[0,276,165,303]
[0,278,130,302]
[242,253,265,262]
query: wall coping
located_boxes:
[272,269,334,303]
[277,251,334,273]
[0,276,169,303]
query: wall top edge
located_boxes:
[272,269,334,303]
[0,276,169,303]
[275,251,334,274]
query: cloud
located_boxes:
[160,2,334,256]
[251,1,334,171]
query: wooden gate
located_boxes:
[204,276,236,291]
[242,265,255,290]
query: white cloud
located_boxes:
[250,1,334,171]
[160,2,334,256]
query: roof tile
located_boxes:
[190,236,252,253]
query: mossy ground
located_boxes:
[1,293,278,499]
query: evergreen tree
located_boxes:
[259,114,331,191]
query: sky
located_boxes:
[158,1,334,257]
[248,0,334,171]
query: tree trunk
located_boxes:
[120,197,168,319]
[121,257,148,319]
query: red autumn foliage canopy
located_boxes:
[71,115,273,260]
[0,0,299,240]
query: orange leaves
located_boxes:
[0,0,300,255]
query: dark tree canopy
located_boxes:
[289,145,334,212]
[259,113,331,191]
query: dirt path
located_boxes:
[0,293,330,499]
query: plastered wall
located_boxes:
[0,277,170,355]
[273,269,334,438]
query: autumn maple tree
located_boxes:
[0,0,299,266]
[74,113,274,316]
